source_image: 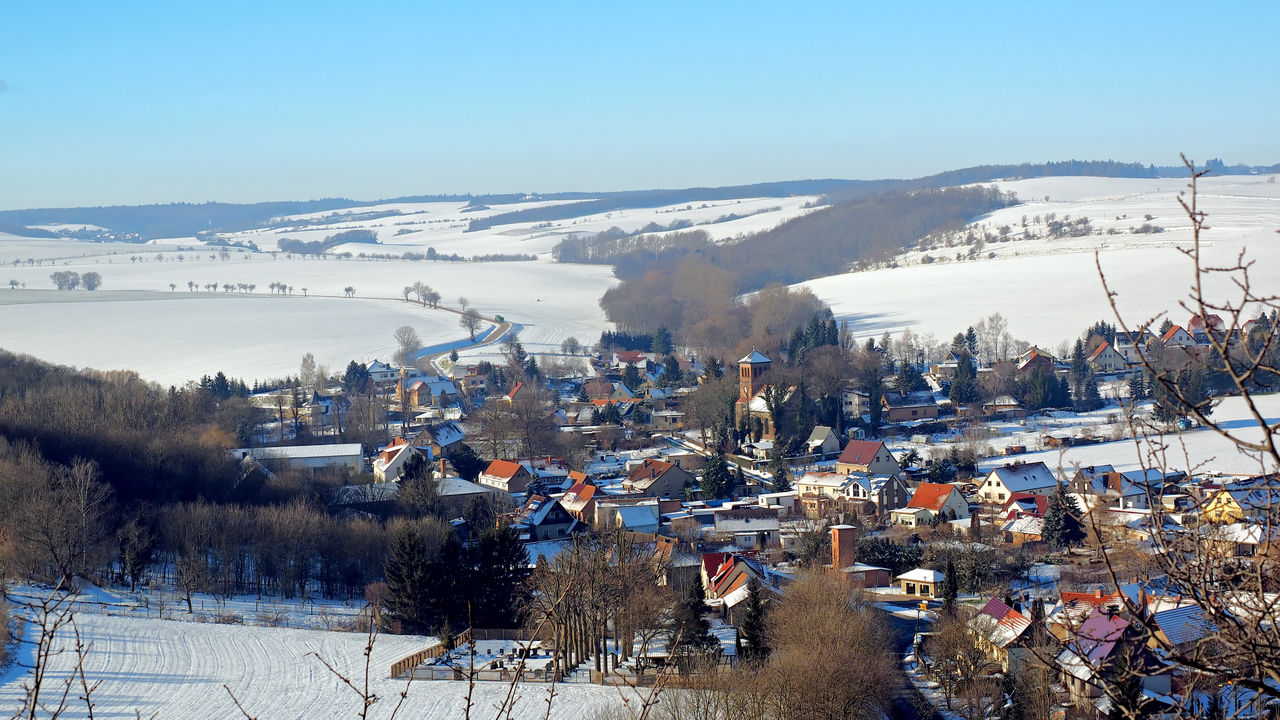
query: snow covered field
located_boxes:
[997,393,1280,478]
[799,174,1280,348]
[0,609,625,720]
[214,194,819,259]
[0,250,616,385]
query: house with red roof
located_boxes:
[1016,346,1056,373]
[558,480,598,523]
[889,482,969,527]
[835,440,900,476]
[478,459,534,493]
[1086,341,1128,374]
[1160,324,1194,348]
[622,458,694,497]
[968,597,1035,672]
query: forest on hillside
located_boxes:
[596,185,1014,353]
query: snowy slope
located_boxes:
[798,174,1280,348]
[0,611,625,720]
[0,252,615,385]
[986,393,1280,478]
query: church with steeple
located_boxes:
[734,349,780,439]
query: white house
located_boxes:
[979,462,1059,504]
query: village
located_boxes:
[207,303,1280,720]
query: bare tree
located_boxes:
[1088,156,1280,715]
[459,308,482,341]
[393,326,421,367]
[458,296,469,311]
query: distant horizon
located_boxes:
[2,2,1277,210]
[3,157,1278,214]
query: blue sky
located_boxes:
[1,1,1277,209]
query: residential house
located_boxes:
[930,350,977,381]
[795,471,908,518]
[713,507,780,548]
[613,503,661,533]
[895,568,943,598]
[1188,313,1226,344]
[978,462,1059,504]
[513,495,579,541]
[842,388,870,422]
[968,597,1034,672]
[558,481,598,523]
[836,440,901,475]
[1001,492,1049,521]
[1161,325,1195,348]
[372,437,438,483]
[1203,483,1280,523]
[622,458,695,497]
[1002,515,1045,546]
[982,394,1024,419]
[880,391,939,423]
[366,359,400,384]
[1070,466,1184,511]
[1113,330,1157,365]
[1055,607,1170,711]
[890,482,970,527]
[804,425,841,458]
[1016,347,1056,373]
[478,459,535,494]
[1086,341,1129,374]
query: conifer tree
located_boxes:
[1043,483,1085,548]
[739,580,770,664]
[384,524,431,633]
[941,557,959,610]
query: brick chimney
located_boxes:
[831,524,858,570]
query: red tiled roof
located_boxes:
[506,381,524,401]
[907,482,958,512]
[483,459,524,479]
[1086,341,1111,363]
[838,440,885,466]
[1161,325,1185,343]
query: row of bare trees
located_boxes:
[525,531,670,678]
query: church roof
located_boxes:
[738,349,771,365]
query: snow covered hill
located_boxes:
[797,174,1280,348]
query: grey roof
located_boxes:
[1152,605,1214,646]
[235,444,363,460]
[738,350,771,365]
[989,462,1058,492]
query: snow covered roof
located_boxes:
[969,597,1032,649]
[896,568,944,584]
[738,349,771,365]
[235,443,363,460]
[1151,605,1214,647]
[1003,515,1045,537]
[988,462,1058,493]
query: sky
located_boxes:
[1,1,1277,210]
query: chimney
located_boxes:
[830,525,857,570]
[1094,585,1103,599]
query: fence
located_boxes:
[389,628,473,679]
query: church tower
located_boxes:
[737,349,771,402]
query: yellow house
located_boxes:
[1202,486,1280,524]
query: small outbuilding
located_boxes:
[896,568,945,598]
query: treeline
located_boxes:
[552,229,712,265]
[278,229,379,255]
[0,350,245,503]
[464,179,856,233]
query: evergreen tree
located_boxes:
[949,350,980,405]
[769,451,791,493]
[445,442,487,482]
[965,326,978,355]
[941,557,959,610]
[621,364,642,393]
[701,453,732,499]
[469,522,530,628]
[662,355,682,385]
[703,356,723,381]
[576,384,589,403]
[668,581,718,658]
[397,454,442,518]
[1043,483,1086,548]
[651,326,673,355]
[739,580,770,663]
[1127,372,1146,401]
[384,524,432,633]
